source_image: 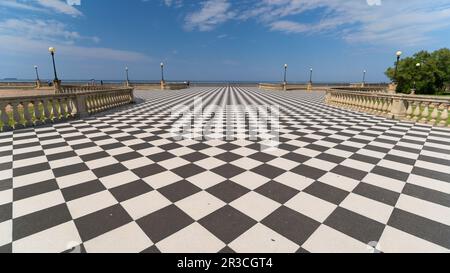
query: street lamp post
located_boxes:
[394,51,402,83]
[282,64,288,90]
[307,68,313,91]
[362,70,366,87]
[412,63,421,95]
[48,47,61,92]
[34,65,41,88]
[389,51,402,94]
[160,62,165,90]
[125,66,130,87]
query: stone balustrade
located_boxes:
[0,87,134,131]
[325,89,450,127]
[59,85,115,93]
[330,86,387,93]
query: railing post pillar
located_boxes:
[75,94,89,118]
[390,96,407,119]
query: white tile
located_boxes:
[303,225,370,253]
[56,170,97,189]
[407,174,450,194]
[13,170,54,188]
[168,147,196,157]
[231,192,280,221]
[158,157,190,170]
[143,171,183,189]
[157,222,225,253]
[415,160,450,174]
[319,173,359,192]
[362,173,405,193]
[378,226,449,253]
[285,192,337,223]
[229,223,298,253]
[74,146,103,156]
[121,157,154,170]
[341,159,374,172]
[274,172,314,191]
[13,190,65,218]
[99,171,140,189]
[84,157,119,170]
[84,222,152,253]
[396,195,450,226]
[304,158,337,171]
[230,157,262,169]
[67,191,118,219]
[0,189,12,206]
[186,171,226,190]
[13,221,82,253]
[121,191,171,220]
[293,148,321,158]
[378,160,413,173]
[341,193,394,224]
[267,158,299,170]
[49,157,83,169]
[13,156,47,168]
[107,147,135,156]
[176,191,225,220]
[137,147,164,156]
[230,172,270,190]
[195,157,226,170]
[0,220,12,247]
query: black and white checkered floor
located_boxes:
[0,87,449,253]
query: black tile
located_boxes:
[13,204,72,241]
[141,245,160,253]
[353,182,400,206]
[304,182,349,205]
[137,204,194,243]
[188,143,210,151]
[92,163,128,178]
[388,209,450,249]
[46,151,78,161]
[217,143,241,151]
[75,204,133,242]
[13,162,51,177]
[281,153,311,163]
[61,180,106,202]
[0,243,12,253]
[207,181,250,203]
[109,180,153,202]
[129,142,153,151]
[13,150,44,161]
[113,151,143,162]
[171,164,206,178]
[211,164,245,179]
[331,165,368,181]
[316,153,346,164]
[324,207,385,244]
[147,152,175,162]
[305,144,329,152]
[248,152,277,163]
[291,164,326,180]
[53,163,89,177]
[181,152,209,162]
[255,181,299,204]
[402,184,450,207]
[349,153,381,165]
[158,180,201,202]
[80,151,110,162]
[0,203,12,223]
[383,154,416,166]
[13,179,59,201]
[219,246,235,253]
[412,167,450,183]
[371,166,409,182]
[251,164,286,179]
[160,143,182,151]
[262,206,320,245]
[0,162,12,171]
[0,178,12,192]
[214,152,242,163]
[199,205,257,244]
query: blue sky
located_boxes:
[0,0,450,82]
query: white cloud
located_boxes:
[184,0,235,31]
[0,19,98,43]
[178,0,450,45]
[367,0,382,6]
[36,0,82,16]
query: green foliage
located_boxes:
[385,48,450,95]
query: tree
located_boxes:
[385,48,450,95]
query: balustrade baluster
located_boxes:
[412,102,421,122]
[420,102,430,123]
[23,101,33,126]
[405,100,414,120]
[0,103,11,130]
[42,99,52,122]
[439,104,449,127]
[34,100,43,125]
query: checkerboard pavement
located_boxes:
[0,87,449,253]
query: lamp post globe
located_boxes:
[160,62,165,82]
[394,50,402,83]
[283,64,288,83]
[309,68,313,84]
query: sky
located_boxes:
[0,0,450,82]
